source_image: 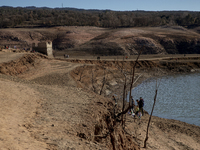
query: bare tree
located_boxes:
[99,66,106,95]
[121,73,127,129]
[118,61,128,129]
[128,50,142,107]
[112,49,143,129]
[91,68,97,93]
[144,79,160,148]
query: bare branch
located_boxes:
[144,81,159,148]
[116,105,133,118]
[99,67,106,95]
[121,73,127,128]
[91,69,97,92]
[132,73,143,86]
[129,49,142,106]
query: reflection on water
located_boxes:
[131,72,200,126]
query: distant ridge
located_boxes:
[1,6,13,8]
[0,5,199,29]
[0,5,195,13]
[0,5,111,12]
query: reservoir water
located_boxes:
[131,72,200,126]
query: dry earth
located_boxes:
[0,52,200,150]
[1,26,200,56]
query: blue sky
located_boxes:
[0,0,200,11]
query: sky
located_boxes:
[0,0,200,11]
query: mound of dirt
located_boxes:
[161,25,188,31]
[69,41,125,56]
[52,28,101,50]
[0,28,57,50]
[0,53,48,75]
[125,37,166,55]
[58,26,200,56]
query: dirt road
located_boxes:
[0,52,26,63]
[55,54,200,62]
[0,54,109,149]
[0,78,47,149]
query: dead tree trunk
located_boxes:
[99,67,106,95]
[128,50,142,106]
[122,75,127,129]
[91,69,97,93]
[144,83,158,148]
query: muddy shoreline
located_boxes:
[70,56,200,149]
[110,66,200,150]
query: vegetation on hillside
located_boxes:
[0,6,200,28]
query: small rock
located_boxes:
[82,124,87,127]
[105,90,112,95]
[109,80,118,86]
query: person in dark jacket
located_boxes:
[138,97,144,116]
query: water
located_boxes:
[131,72,200,126]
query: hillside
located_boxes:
[0,26,200,56]
[0,52,200,149]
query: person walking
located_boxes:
[138,97,144,116]
[135,100,141,121]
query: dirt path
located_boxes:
[0,52,26,63]
[0,55,109,149]
[0,78,47,149]
[55,53,200,61]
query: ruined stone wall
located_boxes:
[32,42,53,56]
[46,42,53,56]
